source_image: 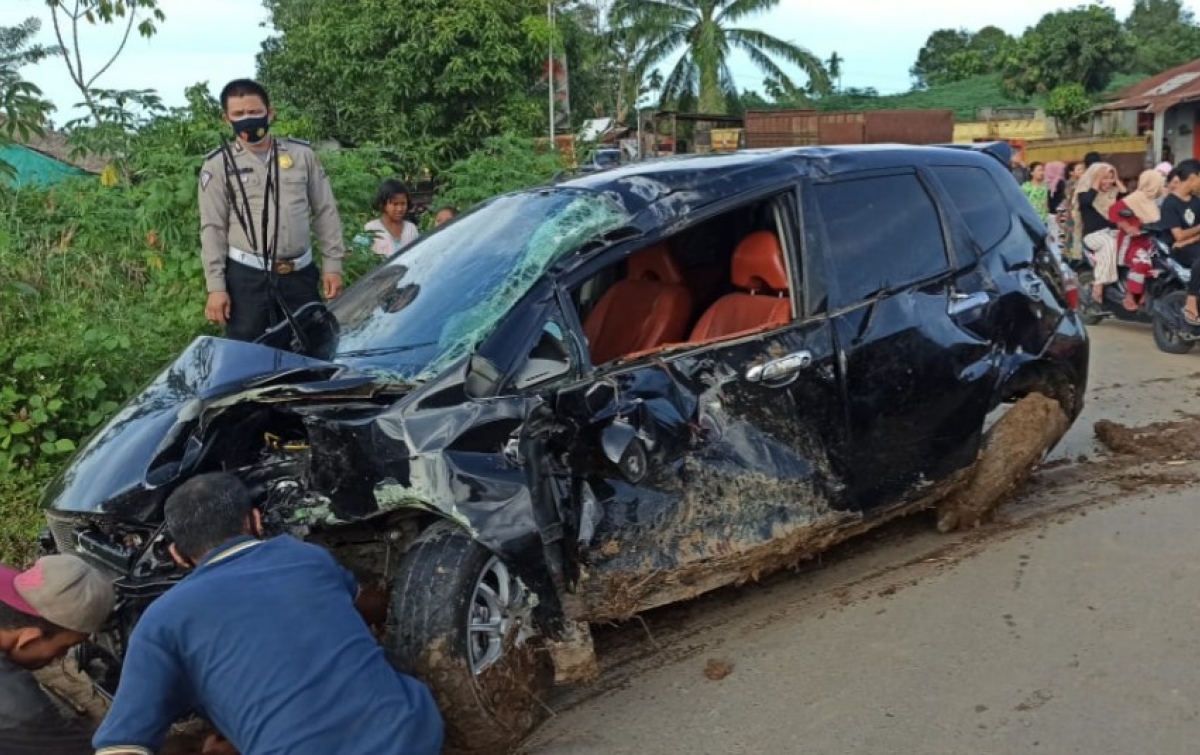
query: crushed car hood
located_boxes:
[40,336,364,518]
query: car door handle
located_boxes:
[948,291,990,316]
[746,351,813,382]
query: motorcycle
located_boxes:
[1076,215,1199,354]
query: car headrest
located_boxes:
[732,231,789,292]
[626,243,684,284]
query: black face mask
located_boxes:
[232,114,270,144]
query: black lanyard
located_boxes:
[218,138,306,345]
[219,138,281,274]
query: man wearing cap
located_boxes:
[0,554,114,755]
[93,472,443,755]
[199,78,346,342]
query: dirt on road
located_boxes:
[520,322,1200,754]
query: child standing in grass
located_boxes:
[358,179,419,258]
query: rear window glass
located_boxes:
[931,166,1012,251]
[813,173,950,307]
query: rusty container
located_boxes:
[818,112,866,144]
[863,110,954,145]
[745,109,954,148]
[743,109,819,148]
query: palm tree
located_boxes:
[613,0,829,114]
[827,51,843,93]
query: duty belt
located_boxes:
[228,246,313,275]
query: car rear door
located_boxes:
[806,168,994,511]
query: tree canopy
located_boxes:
[910,27,1014,89]
[1125,0,1200,75]
[910,2,1200,108]
[258,0,553,170]
[0,18,55,168]
[613,0,829,114]
[1000,5,1133,98]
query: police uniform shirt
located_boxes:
[197,138,346,293]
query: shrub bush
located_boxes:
[0,102,394,562]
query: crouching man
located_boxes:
[0,554,115,755]
[92,472,443,755]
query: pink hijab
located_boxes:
[1045,161,1067,196]
[1121,169,1164,224]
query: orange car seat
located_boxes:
[689,231,791,342]
[583,244,693,365]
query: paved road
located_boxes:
[522,321,1200,755]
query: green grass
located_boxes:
[807,73,1148,122]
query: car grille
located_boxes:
[45,515,139,577]
[46,514,81,555]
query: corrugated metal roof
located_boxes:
[1095,58,1200,113]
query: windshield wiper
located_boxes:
[336,341,438,358]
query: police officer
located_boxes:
[199,79,345,341]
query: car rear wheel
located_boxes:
[387,522,552,754]
[1153,291,1196,355]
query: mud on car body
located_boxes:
[41,142,1087,752]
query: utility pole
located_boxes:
[548,0,556,150]
[637,106,642,161]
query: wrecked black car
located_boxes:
[41,143,1087,752]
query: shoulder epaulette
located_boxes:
[284,137,311,147]
[203,146,222,160]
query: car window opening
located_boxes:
[574,192,798,367]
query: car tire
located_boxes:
[386,522,552,754]
[1153,291,1196,355]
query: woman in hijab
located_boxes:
[1108,170,1166,309]
[1046,161,1067,211]
[1044,161,1067,245]
[1072,162,1123,305]
[1060,162,1087,260]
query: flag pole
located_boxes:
[548,0,556,150]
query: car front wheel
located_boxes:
[387,522,552,754]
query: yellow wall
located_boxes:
[953,119,1055,143]
[1023,135,1148,164]
[711,128,743,152]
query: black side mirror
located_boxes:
[254,302,339,361]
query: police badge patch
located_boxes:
[200,170,212,190]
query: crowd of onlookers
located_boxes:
[1012,151,1200,322]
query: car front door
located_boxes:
[553,192,853,620]
[807,168,994,511]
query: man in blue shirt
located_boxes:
[93,472,443,755]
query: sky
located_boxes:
[0,0,1161,124]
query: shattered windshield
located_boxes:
[330,189,629,381]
